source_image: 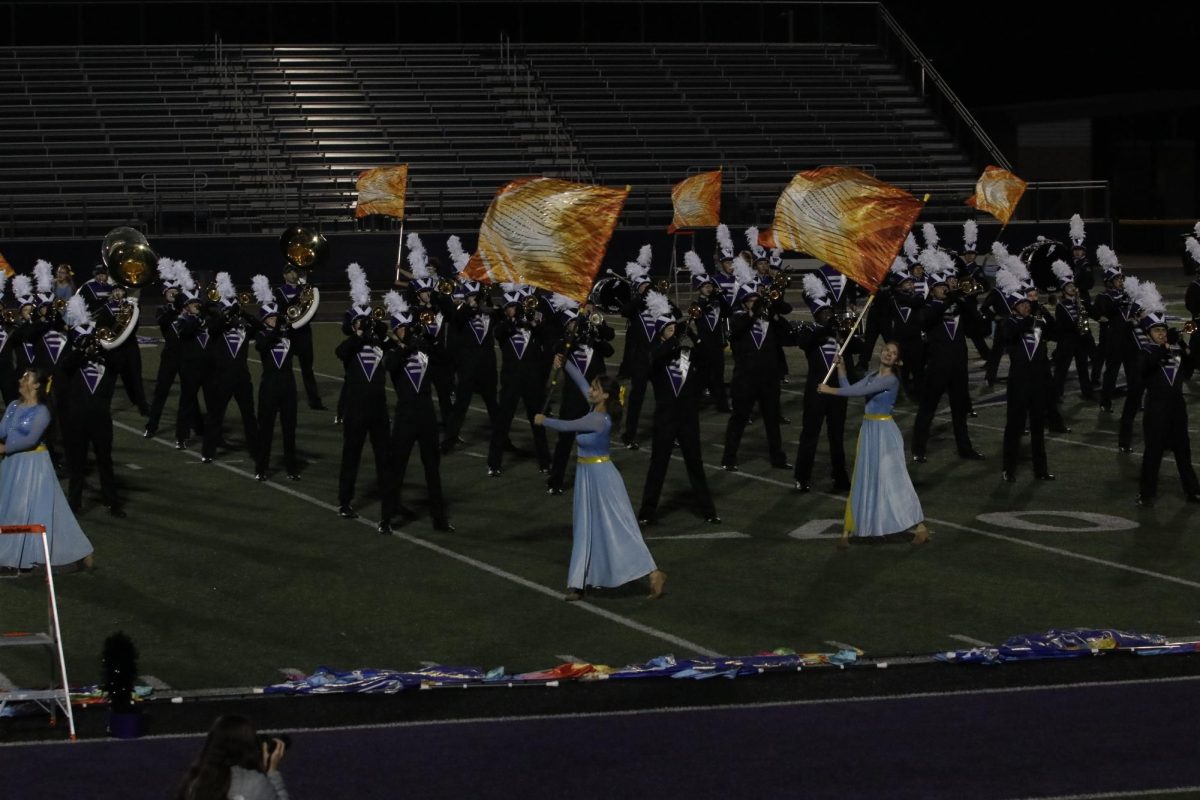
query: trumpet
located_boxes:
[206,283,222,302]
[957,277,985,296]
[522,296,539,314]
[586,311,605,328]
[371,306,387,321]
[766,287,786,302]
[771,272,791,290]
[654,278,669,293]
[418,309,436,327]
[1185,320,1197,336]
[687,303,704,319]
[238,290,253,306]
[1,309,16,324]
[436,278,457,296]
[1077,312,1091,336]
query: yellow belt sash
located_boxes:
[864,414,892,421]
[577,455,610,464]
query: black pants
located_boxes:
[429,359,456,426]
[291,327,323,408]
[146,347,180,432]
[638,400,716,519]
[385,402,446,524]
[338,405,391,507]
[1090,325,1108,385]
[1100,338,1134,408]
[488,369,550,471]
[860,300,890,368]
[794,391,849,486]
[256,377,297,474]
[623,360,651,444]
[0,356,17,405]
[202,369,258,460]
[1003,377,1049,476]
[64,405,118,509]
[444,355,499,443]
[175,360,213,443]
[723,369,786,467]
[697,339,728,411]
[1118,355,1144,448]
[1052,336,1095,399]
[984,324,1005,384]
[114,339,149,412]
[546,389,589,491]
[912,359,974,457]
[1139,402,1200,499]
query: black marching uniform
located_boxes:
[636,319,719,523]
[692,288,730,412]
[145,289,185,437]
[274,279,323,409]
[721,293,793,469]
[620,286,661,447]
[1093,286,1135,414]
[0,312,17,405]
[60,330,124,515]
[890,284,927,398]
[442,290,500,451]
[488,301,552,474]
[172,304,215,448]
[792,318,858,490]
[335,318,392,515]
[254,318,299,478]
[1002,304,1057,480]
[1136,331,1200,504]
[911,288,984,460]
[1051,295,1096,401]
[97,296,150,415]
[411,290,457,426]
[202,301,259,462]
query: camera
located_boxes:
[258,733,292,756]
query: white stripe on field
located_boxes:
[113,421,723,659]
[948,634,990,647]
[1003,787,1200,800]
[138,675,172,691]
[645,532,750,541]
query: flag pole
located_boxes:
[821,292,875,385]
[394,220,406,285]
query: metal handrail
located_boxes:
[874,5,1012,172]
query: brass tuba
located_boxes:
[97,298,141,350]
[101,227,158,288]
[278,225,326,329]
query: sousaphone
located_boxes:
[278,225,327,328]
[97,227,154,348]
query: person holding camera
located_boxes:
[176,714,289,800]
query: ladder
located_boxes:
[0,524,77,740]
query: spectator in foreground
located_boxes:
[176,714,289,800]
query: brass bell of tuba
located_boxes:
[101,227,158,289]
[278,225,329,272]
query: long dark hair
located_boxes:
[176,715,262,800]
[595,374,624,435]
[23,366,52,404]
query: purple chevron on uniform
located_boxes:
[893,300,912,323]
[638,311,660,342]
[819,340,838,371]
[195,329,210,349]
[42,330,66,364]
[269,337,291,368]
[469,314,490,344]
[357,346,383,382]
[223,328,246,358]
[404,351,428,391]
[1161,357,1179,386]
[81,361,105,395]
[750,319,769,350]
[943,315,959,340]
[704,304,721,331]
[22,343,34,363]
[1022,329,1041,360]
[570,345,592,376]
[509,329,530,359]
[666,350,690,396]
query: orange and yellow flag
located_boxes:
[769,166,924,293]
[355,164,409,219]
[965,165,1027,226]
[667,168,722,233]
[0,250,12,278]
[463,177,629,303]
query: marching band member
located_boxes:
[1135,311,1200,506]
[335,265,392,519]
[712,224,739,310]
[818,346,930,548]
[1050,260,1096,402]
[981,242,1017,387]
[442,235,499,452]
[792,274,859,492]
[144,259,185,438]
[77,263,113,313]
[170,266,214,450]
[958,220,992,363]
[0,273,16,404]
[720,256,793,471]
[487,284,552,477]
[684,251,730,412]
[273,261,324,411]
[1068,214,1097,303]
[887,257,925,398]
[545,294,614,495]
[60,295,125,517]
[201,272,258,464]
[910,251,986,463]
[9,276,37,379]
[635,293,719,525]
[97,282,150,416]
[405,234,457,426]
[618,247,659,449]
[534,358,666,601]
[252,275,299,482]
[31,260,68,468]
[379,291,452,534]
[998,271,1057,482]
[1093,245,1134,415]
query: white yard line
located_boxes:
[948,634,991,647]
[645,532,750,541]
[138,675,172,691]
[113,421,723,659]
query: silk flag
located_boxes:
[0,251,12,278]
[667,168,722,233]
[355,164,409,219]
[768,166,924,293]
[965,165,1027,226]
[464,177,629,303]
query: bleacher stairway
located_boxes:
[0,42,978,238]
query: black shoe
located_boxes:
[912,453,927,464]
[488,467,501,477]
[794,481,810,492]
[538,466,551,474]
[143,425,157,438]
[174,440,186,450]
[254,472,267,482]
[309,402,328,411]
[958,449,985,460]
[967,410,979,418]
[637,516,656,526]
[771,460,792,470]
[338,505,358,519]
[1035,473,1056,481]
[546,486,564,496]
[333,415,343,425]
[1099,403,1113,412]
[722,463,739,472]
[200,456,213,464]
[1135,494,1154,507]
[1118,445,1133,453]
[1001,470,1015,483]
[286,473,301,482]
[623,440,640,451]
[705,515,722,524]
[433,520,455,533]
[377,520,393,535]
[780,416,791,425]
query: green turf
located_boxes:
[2,274,1199,692]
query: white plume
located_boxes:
[1194,221,1200,238]
[215,271,236,301]
[963,219,978,249]
[1123,276,1141,302]
[500,282,522,293]
[636,244,653,269]
[745,227,765,257]
[1051,260,1073,284]
[937,249,956,273]
[385,289,408,318]
[406,233,430,280]
[157,257,177,283]
[918,248,942,274]
[1129,279,1164,315]
[1186,237,1200,263]
[64,294,91,329]
[716,224,734,257]
[684,250,707,279]
[175,261,195,292]
[802,273,828,301]
[34,259,53,294]
[903,233,919,261]
[1036,235,1046,242]
[252,274,273,306]
[1095,244,1120,271]
[346,262,370,307]
[1000,254,1030,281]
[12,275,32,298]
[890,257,909,275]
[549,293,578,313]
[922,223,939,249]
[1069,213,1086,242]
[732,254,755,285]
[991,241,1010,260]
[995,269,1022,295]
[446,235,471,272]
[624,262,648,283]
[644,290,671,319]
[0,271,7,294]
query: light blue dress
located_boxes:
[834,372,924,537]
[0,401,93,568]
[542,362,658,590]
